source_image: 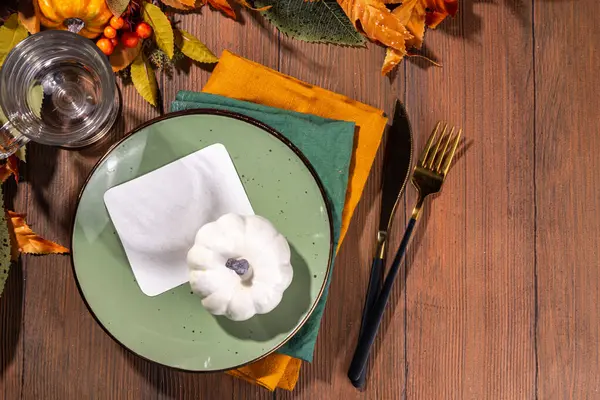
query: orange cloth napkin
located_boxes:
[203,50,387,390]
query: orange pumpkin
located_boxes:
[38,0,113,39]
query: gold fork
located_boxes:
[348,122,462,382]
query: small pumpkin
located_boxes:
[187,213,294,321]
[38,0,113,39]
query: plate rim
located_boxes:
[69,108,335,372]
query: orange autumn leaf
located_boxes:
[8,212,69,255]
[160,0,196,10]
[337,0,413,53]
[381,0,458,74]
[426,0,458,28]
[0,155,19,184]
[199,0,237,19]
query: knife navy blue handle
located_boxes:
[350,255,384,388]
[348,217,417,382]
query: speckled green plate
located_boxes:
[71,110,333,371]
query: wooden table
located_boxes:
[1,1,599,398]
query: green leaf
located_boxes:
[107,0,130,17]
[0,14,29,67]
[131,53,158,107]
[175,29,218,64]
[0,187,12,299]
[254,0,364,46]
[142,2,175,59]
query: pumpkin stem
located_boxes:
[226,258,250,276]
[64,18,85,34]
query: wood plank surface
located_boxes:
[0,0,599,398]
[535,0,600,398]
[404,0,536,398]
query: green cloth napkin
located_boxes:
[171,92,355,362]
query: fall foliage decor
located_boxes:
[0,156,70,298]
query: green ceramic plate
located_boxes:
[71,110,333,371]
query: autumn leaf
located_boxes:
[18,0,41,34]
[336,0,412,53]
[392,0,427,48]
[142,2,175,58]
[131,52,158,107]
[106,0,130,17]
[0,14,29,67]
[8,212,69,255]
[425,0,458,28]
[179,0,197,6]
[110,42,142,72]
[203,0,237,19]
[0,155,19,184]
[0,189,11,298]
[175,29,218,63]
[235,0,271,11]
[159,0,195,10]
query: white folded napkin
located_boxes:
[104,143,254,296]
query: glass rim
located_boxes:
[0,30,117,146]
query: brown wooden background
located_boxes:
[2,0,599,398]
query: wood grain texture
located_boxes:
[1,0,599,398]
[404,0,536,398]
[535,0,600,398]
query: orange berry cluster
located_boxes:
[96,17,153,56]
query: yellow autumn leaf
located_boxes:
[110,42,142,72]
[0,14,29,67]
[131,52,158,107]
[142,2,174,59]
[175,29,218,64]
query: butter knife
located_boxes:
[350,100,413,388]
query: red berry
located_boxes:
[109,37,118,46]
[109,16,124,30]
[135,22,153,39]
[103,26,117,39]
[96,38,114,56]
[121,32,139,48]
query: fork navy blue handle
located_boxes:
[348,217,417,382]
[350,256,384,388]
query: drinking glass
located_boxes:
[0,30,118,159]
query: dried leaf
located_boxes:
[336,0,413,52]
[205,0,237,19]
[18,0,41,34]
[0,155,18,183]
[234,0,271,11]
[0,14,29,67]
[131,52,158,107]
[107,0,131,17]
[8,212,69,254]
[142,2,175,59]
[425,0,458,28]
[179,0,197,6]
[381,48,405,75]
[255,0,364,46]
[110,42,142,72]
[175,29,218,63]
[0,188,11,298]
[392,0,426,48]
[160,0,195,10]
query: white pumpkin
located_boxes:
[187,213,293,321]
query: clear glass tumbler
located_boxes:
[0,30,118,159]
